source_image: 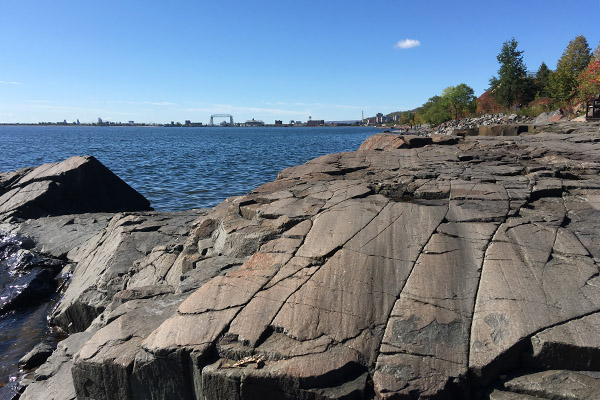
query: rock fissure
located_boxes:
[467,215,507,378]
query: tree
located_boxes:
[421,96,451,126]
[442,84,477,119]
[534,62,552,98]
[577,60,600,102]
[549,35,592,102]
[489,38,528,108]
[413,112,423,126]
[399,112,414,126]
[476,90,503,114]
[593,41,600,62]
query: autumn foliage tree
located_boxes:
[476,90,503,114]
[577,60,600,102]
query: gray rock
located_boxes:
[2,213,113,260]
[525,312,600,370]
[71,295,184,400]
[18,343,54,370]
[51,210,202,333]
[20,331,94,400]
[534,109,563,125]
[484,389,546,400]
[503,370,600,400]
[0,156,151,221]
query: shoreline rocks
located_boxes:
[0,156,151,221]
[430,113,536,136]
[2,120,600,399]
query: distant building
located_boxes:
[128,121,135,125]
[376,113,384,124]
[244,118,265,127]
[275,120,283,126]
[184,120,191,126]
[306,119,325,126]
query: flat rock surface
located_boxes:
[10,120,600,399]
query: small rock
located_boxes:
[19,343,54,370]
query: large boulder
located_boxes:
[534,109,563,125]
[0,156,151,221]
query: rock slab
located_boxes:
[0,156,151,221]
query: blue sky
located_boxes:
[1,0,599,124]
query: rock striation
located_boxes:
[4,120,600,399]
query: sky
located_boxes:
[1,0,599,124]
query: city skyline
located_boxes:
[1,0,599,124]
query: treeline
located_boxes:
[393,35,600,126]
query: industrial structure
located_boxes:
[209,114,234,126]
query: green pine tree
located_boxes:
[535,62,552,97]
[549,35,592,101]
[489,38,528,109]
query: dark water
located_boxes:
[0,126,376,211]
[0,125,375,397]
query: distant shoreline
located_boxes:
[0,123,384,128]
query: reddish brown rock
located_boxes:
[358,133,432,151]
[430,133,461,144]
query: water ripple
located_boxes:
[0,126,376,211]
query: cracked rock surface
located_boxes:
[8,120,600,399]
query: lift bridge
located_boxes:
[209,114,234,126]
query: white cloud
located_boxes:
[0,80,21,85]
[395,39,421,49]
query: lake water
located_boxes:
[0,125,376,396]
[0,126,377,211]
